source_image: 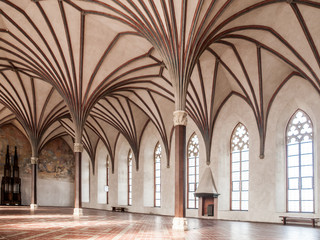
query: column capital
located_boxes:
[30,157,38,164]
[74,143,83,153]
[173,110,188,126]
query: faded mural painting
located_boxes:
[0,124,74,182]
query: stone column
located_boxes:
[172,110,188,230]
[30,157,38,209]
[74,143,83,216]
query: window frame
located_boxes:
[128,150,133,206]
[187,133,199,209]
[106,156,109,205]
[154,142,161,207]
[230,123,249,211]
[286,110,314,213]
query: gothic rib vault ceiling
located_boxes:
[0,0,319,171]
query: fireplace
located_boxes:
[194,167,219,218]
[197,194,218,218]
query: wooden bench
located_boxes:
[112,206,127,212]
[279,216,319,227]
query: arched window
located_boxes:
[154,143,161,207]
[128,150,133,206]
[231,123,249,211]
[106,157,110,205]
[286,110,314,213]
[187,133,199,209]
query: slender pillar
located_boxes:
[172,110,188,230]
[74,143,83,216]
[30,157,38,209]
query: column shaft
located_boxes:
[174,125,186,217]
[74,151,82,209]
[31,163,37,205]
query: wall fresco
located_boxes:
[38,138,74,181]
[0,124,74,182]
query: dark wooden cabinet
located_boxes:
[1,146,21,205]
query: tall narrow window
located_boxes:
[154,143,161,207]
[128,150,133,206]
[187,133,199,209]
[287,110,314,213]
[231,123,249,211]
[106,157,110,205]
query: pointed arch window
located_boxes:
[231,123,249,211]
[128,150,133,206]
[287,110,314,213]
[154,143,161,207]
[106,157,110,205]
[187,133,199,209]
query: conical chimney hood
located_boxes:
[195,167,219,198]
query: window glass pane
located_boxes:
[232,182,240,191]
[242,181,249,191]
[189,175,195,183]
[302,178,313,189]
[301,142,312,154]
[288,178,299,189]
[288,201,299,212]
[301,189,313,201]
[232,192,240,201]
[288,190,299,201]
[241,191,248,201]
[189,166,195,175]
[156,192,161,199]
[156,200,160,207]
[301,201,313,212]
[241,201,248,210]
[287,156,299,167]
[232,152,240,162]
[189,159,195,166]
[189,200,195,208]
[301,166,313,177]
[242,171,249,181]
[241,151,249,161]
[189,184,195,192]
[301,154,312,166]
[287,144,299,156]
[288,167,299,178]
[189,192,194,200]
[196,199,199,209]
[232,162,240,172]
[242,161,249,171]
[156,178,160,184]
[156,185,161,192]
[232,201,240,210]
[232,172,240,181]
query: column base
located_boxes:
[172,217,188,231]
[73,208,83,216]
[30,204,38,210]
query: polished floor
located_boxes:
[0,206,319,240]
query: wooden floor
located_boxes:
[0,206,319,240]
